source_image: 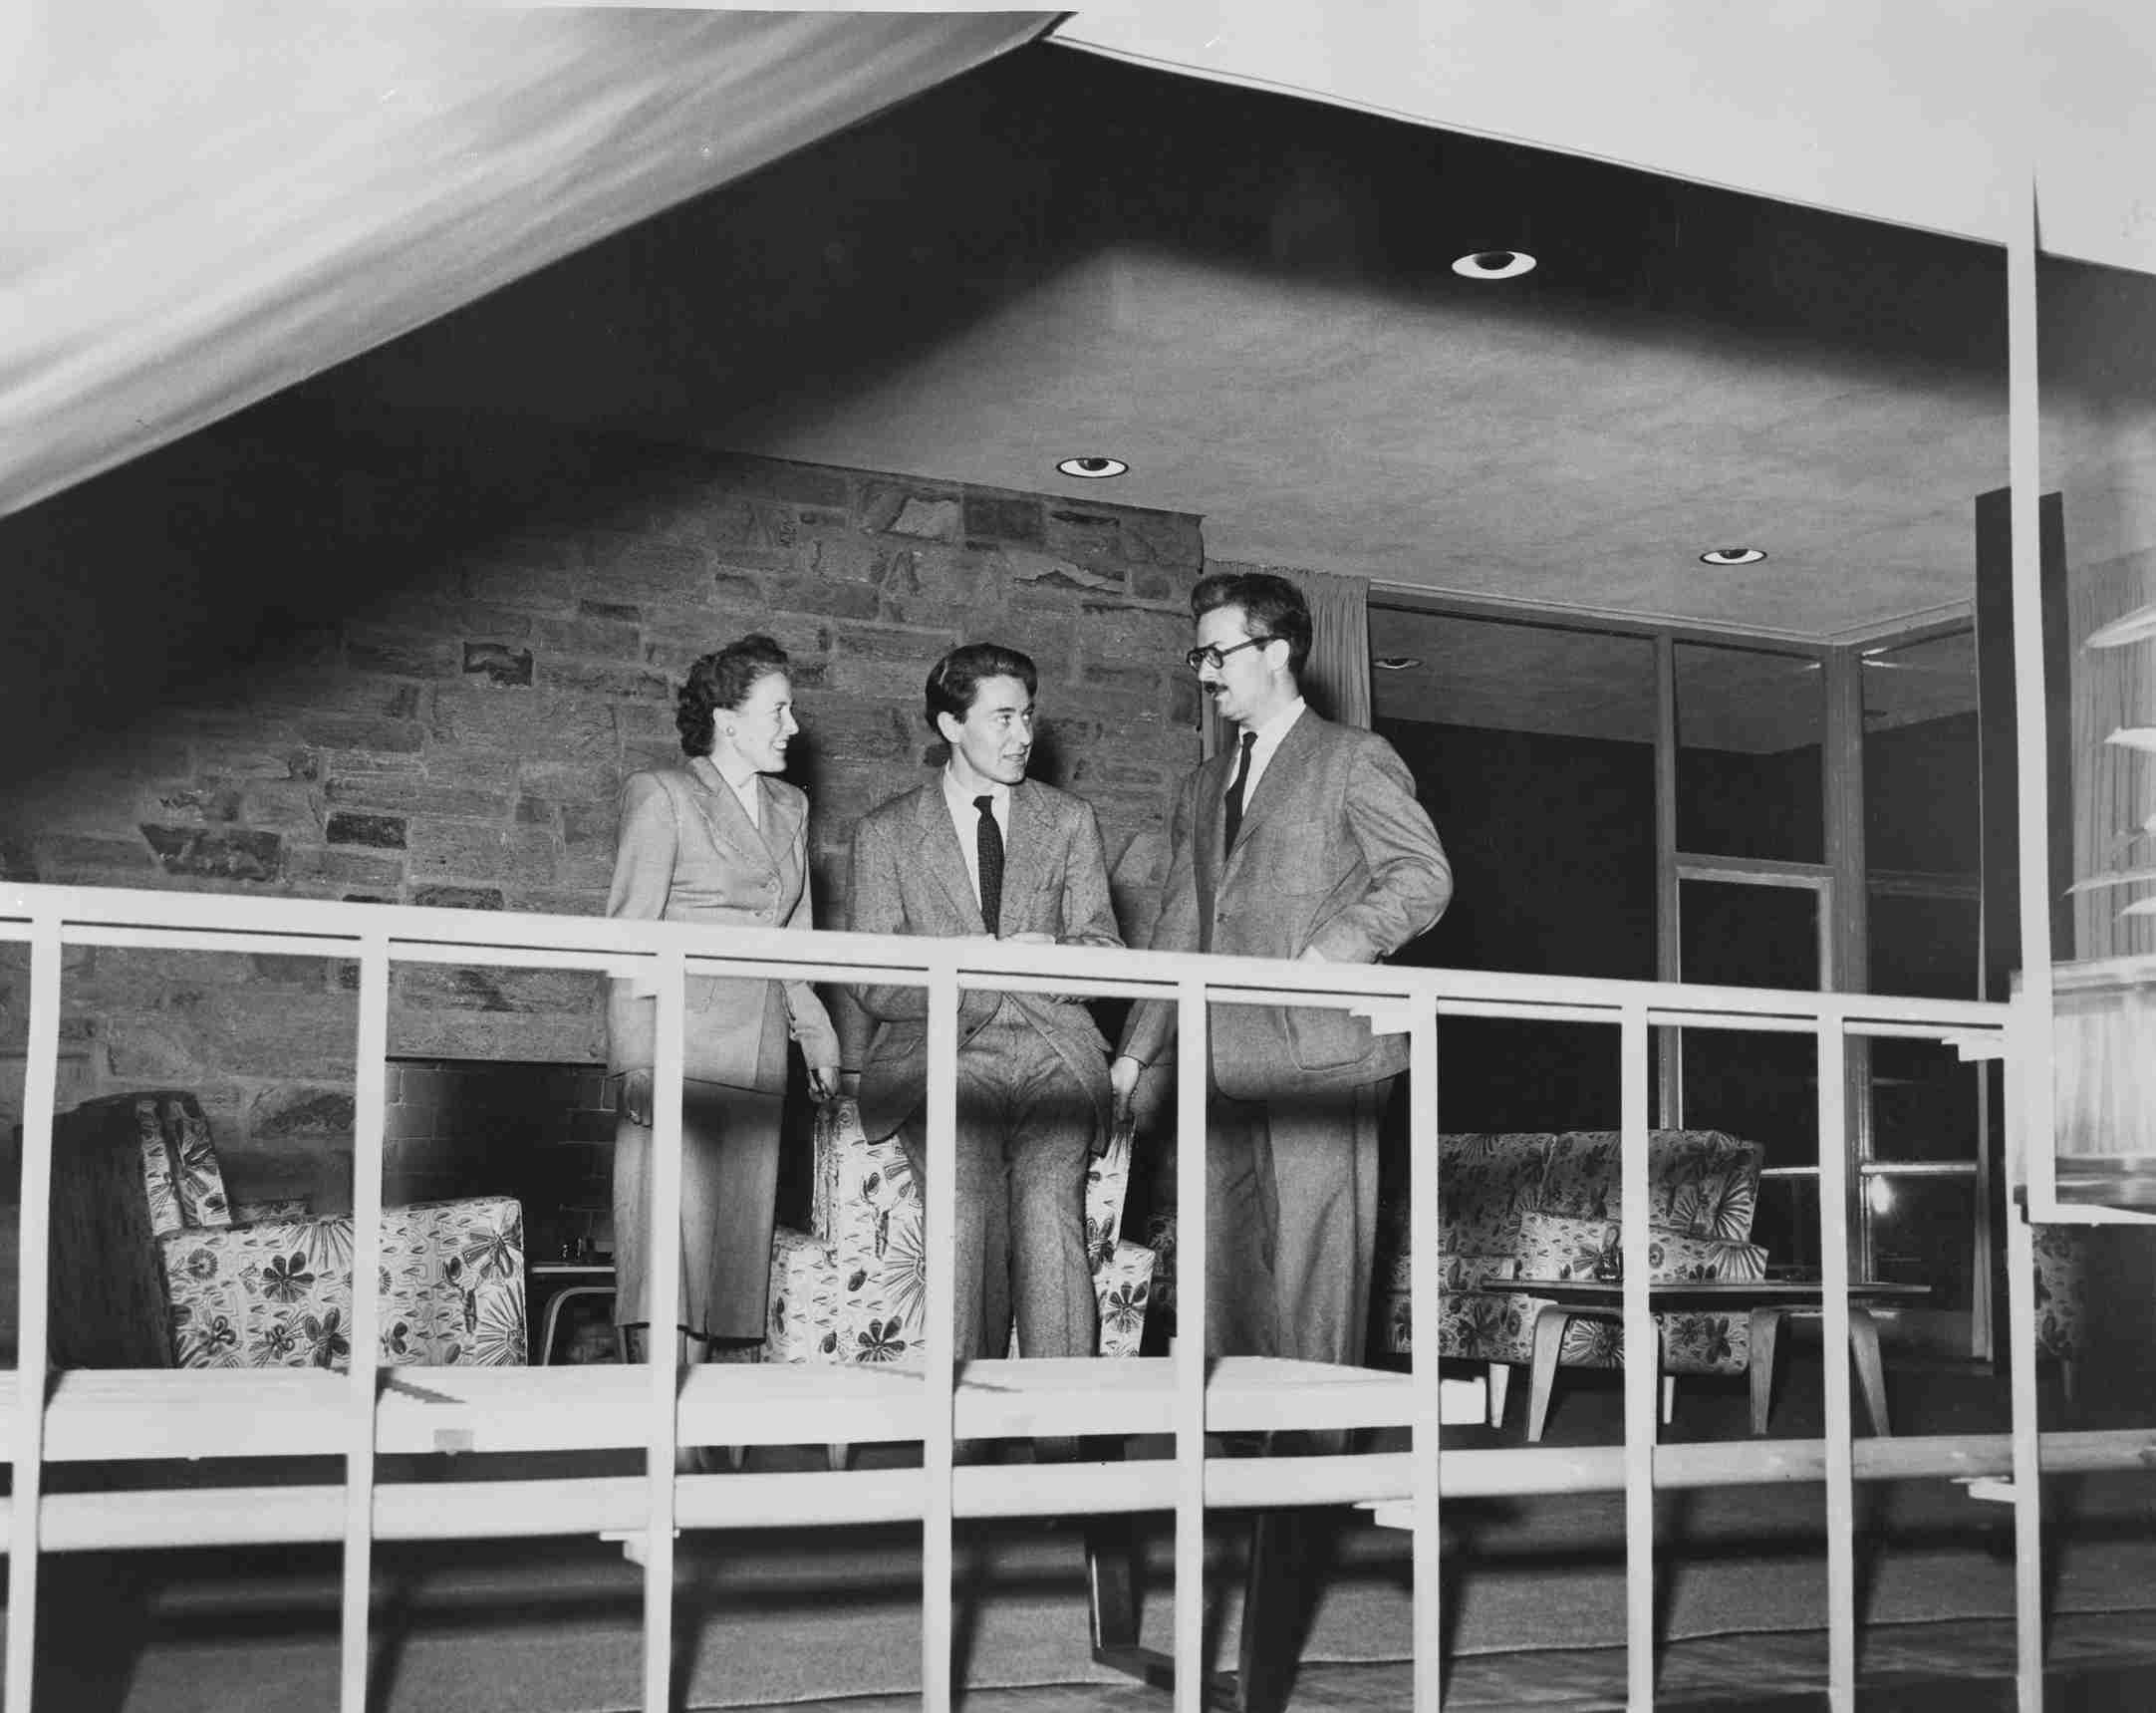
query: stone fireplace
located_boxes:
[384,1057,616,1265]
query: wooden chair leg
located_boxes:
[1748,1307,1781,1435]
[1848,1307,1891,1436]
[1485,1361,1511,1428]
[1525,1306,1569,1443]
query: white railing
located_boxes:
[0,878,2093,1713]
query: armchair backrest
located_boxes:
[49,1091,236,1368]
[1421,1129,1765,1265]
[1534,1130,1764,1243]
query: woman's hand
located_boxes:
[806,1057,841,1104]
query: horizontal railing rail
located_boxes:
[3,880,2015,1023]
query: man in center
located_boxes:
[849,642,1125,1365]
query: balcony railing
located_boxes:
[0,877,2109,1713]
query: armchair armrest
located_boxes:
[810,1097,917,1249]
[162,1195,526,1369]
[1084,1127,1136,1267]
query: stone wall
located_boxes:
[0,413,1205,1200]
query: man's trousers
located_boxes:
[1203,1075,1388,1367]
[897,1013,1100,1364]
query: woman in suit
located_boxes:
[606,634,840,1372]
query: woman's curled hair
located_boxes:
[676,634,790,757]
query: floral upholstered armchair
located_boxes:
[1375,1130,1767,1429]
[766,1096,1155,1367]
[48,1091,526,1370]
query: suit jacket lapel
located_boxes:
[1000,780,1049,927]
[1201,747,1235,870]
[683,757,774,872]
[913,781,984,933]
[754,775,800,874]
[1230,712,1319,849]
[1194,748,1234,950]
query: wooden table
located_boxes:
[1511,1279,1931,1441]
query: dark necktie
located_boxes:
[1222,729,1258,853]
[973,793,1003,936]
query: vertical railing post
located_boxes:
[2003,151,2051,1713]
[1174,976,1208,1713]
[1619,1004,1655,1712]
[1816,1014,1856,1710]
[339,932,392,1713]
[1653,637,1683,1130]
[5,914,63,1713]
[2004,999,2046,1711]
[923,953,959,1713]
[641,948,687,1712]
[1409,998,1443,1713]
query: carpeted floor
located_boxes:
[19,1351,2156,1711]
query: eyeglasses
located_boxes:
[1185,636,1275,674]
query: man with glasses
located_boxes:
[1111,571,1452,1373]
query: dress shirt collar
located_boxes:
[941,769,1011,910]
[1232,696,1306,795]
[942,768,1011,826]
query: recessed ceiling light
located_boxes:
[1699,546,1767,566]
[1373,656,1424,672]
[1451,249,1536,280]
[1056,455,1127,479]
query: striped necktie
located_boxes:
[973,793,1003,935]
[1223,729,1257,852]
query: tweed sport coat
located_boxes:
[1119,709,1451,1101]
[848,775,1125,1144]
[604,758,840,1090]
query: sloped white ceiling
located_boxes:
[1055,1,2156,274]
[0,5,1050,520]
[6,4,2149,648]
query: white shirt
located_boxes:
[707,758,761,828]
[728,771,761,828]
[1230,697,1306,805]
[941,770,1011,910]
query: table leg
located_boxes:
[1848,1306,1891,1436]
[1485,1361,1511,1428]
[1086,1438,1245,1711]
[1525,1304,1570,1443]
[1748,1307,1782,1435]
